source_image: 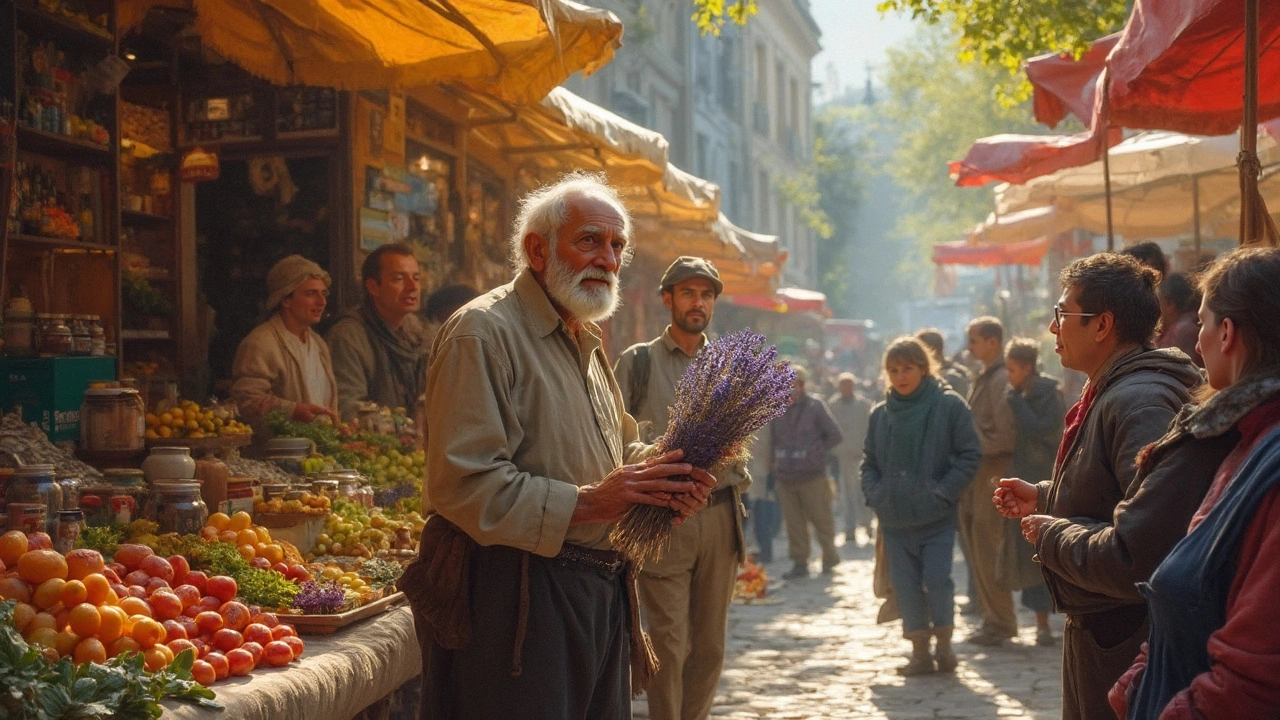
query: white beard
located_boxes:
[545,253,621,323]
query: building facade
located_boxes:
[564,0,822,288]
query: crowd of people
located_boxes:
[216,170,1280,719]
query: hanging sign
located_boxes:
[180,147,220,182]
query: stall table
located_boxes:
[163,607,421,720]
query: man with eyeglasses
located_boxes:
[231,254,340,428]
[991,253,1202,720]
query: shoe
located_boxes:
[782,563,809,580]
[966,628,1006,647]
[1036,627,1057,646]
[821,559,839,576]
[897,654,936,676]
[933,626,957,672]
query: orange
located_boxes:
[106,636,141,659]
[207,512,231,532]
[260,544,284,565]
[236,529,259,547]
[118,596,152,618]
[82,574,110,605]
[0,576,31,603]
[68,603,101,637]
[73,637,107,664]
[228,511,252,532]
[217,530,239,544]
[11,602,37,633]
[60,579,88,607]
[0,530,28,567]
[143,643,174,671]
[131,617,166,649]
[16,550,68,585]
[97,606,126,644]
[54,629,80,657]
[31,578,66,610]
[28,611,58,633]
[254,526,272,544]
[236,544,256,561]
[26,626,58,649]
[64,549,105,581]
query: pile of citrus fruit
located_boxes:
[197,511,298,570]
[0,529,304,685]
[145,399,252,440]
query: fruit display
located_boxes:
[253,491,330,516]
[145,399,252,440]
[265,411,425,490]
[291,557,403,615]
[0,530,306,689]
[311,499,424,558]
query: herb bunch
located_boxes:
[610,330,795,564]
[292,581,347,614]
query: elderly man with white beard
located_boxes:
[401,171,718,719]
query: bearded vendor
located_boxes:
[230,254,340,428]
[326,243,429,422]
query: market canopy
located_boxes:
[1026,34,1119,129]
[966,206,1067,246]
[635,214,783,298]
[932,237,1049,267]
[722,287,829,316]
[949,126,1120,187]
[121,0,623,104]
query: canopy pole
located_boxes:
[1241,0,1260,245]
[1193,174,1202,255]
[1103,128,1115,250]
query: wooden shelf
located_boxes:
[16,125,113,165]
[14,234,116,252]
[14,5,114,51]
[121,209,173,224]
[120,329,171,340]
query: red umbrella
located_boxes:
[932,237,1050,267]
[1026,34,1120,129]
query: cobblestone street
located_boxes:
[634,534,1065,719]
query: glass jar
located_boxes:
[88,316,105,356]
[57,473,80,511]
[70,315,91,356]
[261,483,291,502]
[151,481,208,535]
[54,509,84,553]
[80,388,147,454]
[5,464,62,535]
[141,446,196,483]
[41,315,72,356]
[80,469,147,527]
[310,478,339,500]
[33,313,52,354]
[7,503,45,533]
[265,437,313,476]
[4,308,35,356]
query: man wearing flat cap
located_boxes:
[613,256,749,720]
[231,254,339,428]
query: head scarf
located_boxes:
[265,255,330,313]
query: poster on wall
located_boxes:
[385,94,406,166]
[360,207,393,251]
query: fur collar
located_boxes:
[1185,375,1280,439]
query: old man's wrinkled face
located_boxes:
[543,196,627,323]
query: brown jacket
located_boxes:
[968,358,1017,458]
[230,314,338,427]
[1034,346,1202,614]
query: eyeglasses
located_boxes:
[1053,305,1100,326]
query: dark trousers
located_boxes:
[416,544,632,720]
[1062,609,1149,720]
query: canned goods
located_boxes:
[7,503,46,533]
[54,509,84,553]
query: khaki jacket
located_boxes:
[968,358,1017,458]
[423,270,644,556]
[230,314,338,427]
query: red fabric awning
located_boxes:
[1108,0,1280,136]
[949,126,1121,187]
[723,287,829,315]
[932,237,1050,267]
[1026,34,1120,129]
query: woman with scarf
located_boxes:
[1109,247,1280,719]
[327,243,430,421]
[862,336,981,676]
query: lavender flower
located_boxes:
[611,330,795,564]
[292,580,347,614]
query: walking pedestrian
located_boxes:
[916,328,972,399]
[861,337,981,675]
[828,372,873,545]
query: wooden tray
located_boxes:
[279,591,407,635]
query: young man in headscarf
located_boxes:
[327,243,429,421]
[230,254,339,428]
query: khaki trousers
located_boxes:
[777,476,840,567]
[957,456,1018,637]
[638,497,740,720]
[1062,614,1149,720]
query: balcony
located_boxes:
[752,102,770,136]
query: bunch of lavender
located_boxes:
[610,330,795,564]
[292,580,347,614]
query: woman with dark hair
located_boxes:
[1111,247,1280,719]
[1155,272,1203,366]
[862,337,981,676]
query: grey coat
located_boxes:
[861,387,982,531]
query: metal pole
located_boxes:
[1103,129,1115,250]
[1241,0,1260,245]
[1193,174,1202,255]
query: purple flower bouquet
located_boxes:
[610,330,795,565]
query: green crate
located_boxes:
[0,356,117,442]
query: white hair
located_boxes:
[509,171,634,273]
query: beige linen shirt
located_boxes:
[423,269,643,556]
[230,314,338,427]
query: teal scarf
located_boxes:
[885,375,943,470]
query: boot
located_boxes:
[933,626,957,672]
[897,631,936,676]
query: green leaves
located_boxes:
[0,601,222,720]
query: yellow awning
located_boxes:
[120,0,622,105]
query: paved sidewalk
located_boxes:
[634,535,1065,719]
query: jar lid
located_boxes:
[14,464,56,477]
[152,481,201,493]
[57,509,84,521]
[312,479,339,488]
[150,446,191,454]
[104,468,145,478]
[265,437,312,452]
[85,387,138,397]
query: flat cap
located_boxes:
[659,256,723,296]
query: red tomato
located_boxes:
[206,576,237,603]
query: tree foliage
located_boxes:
[877,0,1128,104]
[690,0,757,36]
